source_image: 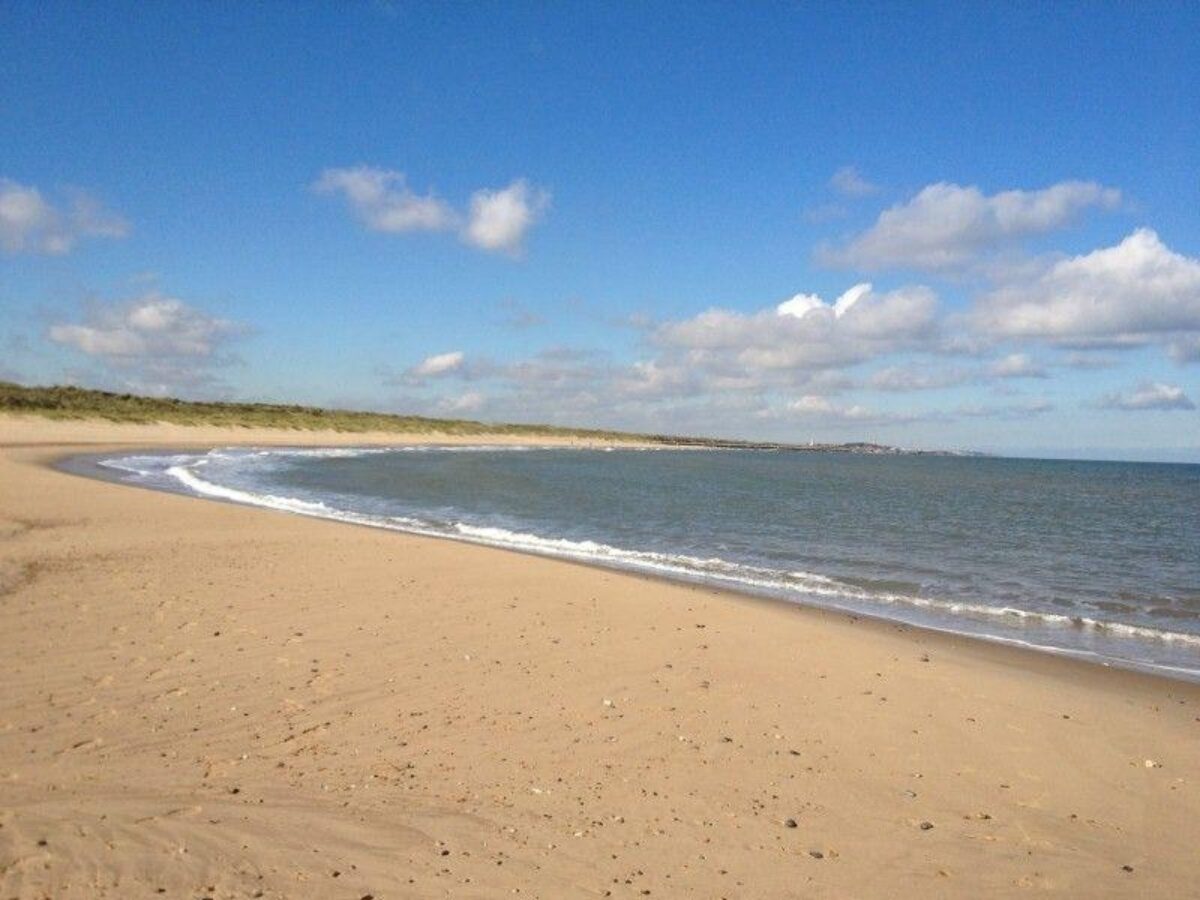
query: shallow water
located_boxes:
[82,446,1200,680]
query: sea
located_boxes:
[75,445,1200,681]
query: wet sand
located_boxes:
[2,416,1198,898]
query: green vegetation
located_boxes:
[1,381,953,454]
[0,381,664,441]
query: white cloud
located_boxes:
[441,391,486,413]
[774,395,924,427]
[47,293,245,396]
[823,180,1120,271]
[413,350,465,377]
[50,294,239,359]
[313,166,456,234]
[463,179,549,255]
[830,166,878,198]
[1100,382,1195,412]
[786,395,871,418]
[658,283,938,375]
[973,230,1200,352]
[776,282,872,319]
[989,353,1047,379]
[315,167,548,256]
[0,178,128,255]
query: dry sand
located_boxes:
[1,416,1198,898]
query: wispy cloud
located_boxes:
[829,166,878,198]
[439,391,486,414]
[955,398,1055,419]
[48,293,247,396]
[313,166,456,234]
[496,297,544,329]
[1167,335,1200,364]
[0,177,129,255]
[1099,382,1195,411]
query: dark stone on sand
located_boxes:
[1122,865,1134,873]
[809,850,824,859]
[784,818,798,828]
[920,821,934,830]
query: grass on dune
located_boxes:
[1,382,922,452]
[0,381,663,441]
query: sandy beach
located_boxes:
[1,417,1198,899]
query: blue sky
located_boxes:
[2,2,1198,460]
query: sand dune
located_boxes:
[1,418,1197,898]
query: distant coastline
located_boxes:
[0,380,976,456]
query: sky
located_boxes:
[2,2,1198,461]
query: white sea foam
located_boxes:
[166,464,336,516]
[98,453,201,477]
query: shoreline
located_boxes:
[3,417,1199,898]
[56,441,1200,688]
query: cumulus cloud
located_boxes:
[388,285,941,431]
[463,179,549,255]
[48,293,245,395]
[313,166,456,234]
[973,230,1200,353]
[0,178,128,255]
[776,282,873,319]
[830,166,878,198]
[1099,382,1195,411]
[657,283,939,373]
[822,180,1120,271]
[315,167,548,256]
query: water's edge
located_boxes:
[56,447,1200,685]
